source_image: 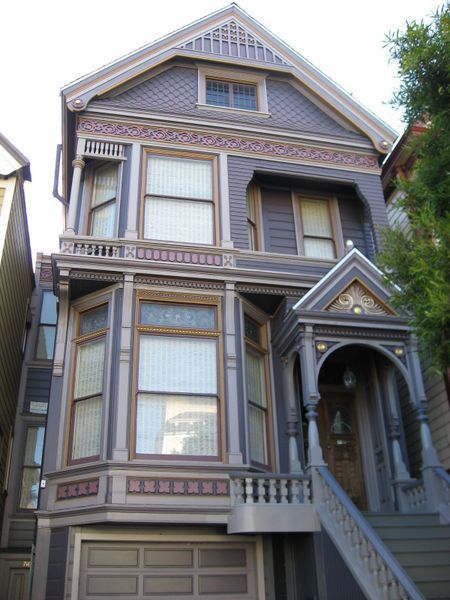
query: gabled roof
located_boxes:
[0,132,31,181]
[61,4,397,153]
[293,248,398,316]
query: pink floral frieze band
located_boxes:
[136,247,223,266]
[57,479,99,500]
[128,478,230,496]
[78,119,379,170]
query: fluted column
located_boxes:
[298,326,324,466]
[281,356,303,474]
[65,156,85,234]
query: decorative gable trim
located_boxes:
[178,19,291,66]
[326,279,395,316]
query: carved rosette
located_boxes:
[326,281,393,316]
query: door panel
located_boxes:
[318,392,367,509]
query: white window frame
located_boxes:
[197,65,270,117]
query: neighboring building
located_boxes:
[0,255,55,599]
[0,133,33,542]
[31,6,450,599]
[382,125,450,473]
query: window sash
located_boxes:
[206,79,258,111]
[248,405,267,465]
[298,197,336,259]
[19,426,45,510]
[92,164,118,207]
[245,348,267,409]
[35,325,56,360]
[91,201,116,237]
[144,196,214,244]
[138,336,217,395]
[136,393,218,456]
[146,156,212,200]
[72,396,102,460]
[74,339,106,400]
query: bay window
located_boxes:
[244,315,271,467]
[143,152,216,245]
[135,295,221,459]
[69,304,108,464]
[297,196,337,259]
[89,163,119,237]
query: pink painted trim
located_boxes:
[136,247,223,265]
[57,478,99,500]
[78,119,379,170]
[127,478,230,496]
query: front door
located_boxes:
[318,391,367,509]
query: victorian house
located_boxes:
[22,5,450,599]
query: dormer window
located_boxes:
[206,79,257,111]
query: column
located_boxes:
[124,142,141,239]
[281,355,303,474]
[383,364,411,481]
[298,326,324,466]
[224,282,243,465]
[65,156,85,234]
[112,273,134,461]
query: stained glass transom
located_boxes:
[140,303,215,330]
[80,305,108,336]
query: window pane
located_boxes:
[139,336,217,395]
[91,202,115,237]
[301,199,333,236]
[232,83,257,111]
[249,405,267,464]
[74,339,105,399]
[244,317,260,344]
[245,349,267,408]
[304,238,335,259]
[206,79,230,107]
[79,305,108,336]
[35,325,56,359]
[92,164,118,207]
[41,291,57,324]
[72,396,102,459]
[140,303,215,330]
[19,467,41,509]
[147,156,212,200]
[144,197,213,244]
[136,394,218,456]
[24,427,45,466]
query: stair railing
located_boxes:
[315,466,424,600]
[399,480,427,513]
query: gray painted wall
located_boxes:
[45,527,69,600]
[93,65,365,141]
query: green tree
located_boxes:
[377,7,450,373]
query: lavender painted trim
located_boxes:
[136,247,223,266]
[78,119,379,171]
[127,478,230,496]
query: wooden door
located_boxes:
[318,392,367,509]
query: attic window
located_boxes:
[197,66,269,116]
[206,79,257,111]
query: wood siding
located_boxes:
[261,188,297,254]
[0,179,33,538]
[228,155,387,255]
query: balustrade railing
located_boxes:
[230,474,311,506]
[316,466,423,600]
[401,481,427,513]
[73,243,120,257]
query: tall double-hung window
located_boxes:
[244,315,271,467]
[68,304,108,464]
[143,152,216,245]
[135,294,221,459]
[89,163,119,237]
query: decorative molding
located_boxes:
[134,276,224,290]
[127,478,230,496]
[57,479,99,500]
[60,241,74,255]
[178,19,291,66]
[236,283,306,297]
[69,271,123,283]
[223,254,234,268]
[326,280,395,316]
[314,325,408,340]
[137,290,221,304]
[136,246,223,266]
[125,245,137,259]
[39,266,53,282]
[78,119,379,171]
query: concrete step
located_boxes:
[394,550,450,567]
[371,525,450,540]
[417,580,450,598]
[403,565,450,581]
[383,536,450,552]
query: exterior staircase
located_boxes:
[364,512,450,600]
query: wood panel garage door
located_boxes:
[79,541,258,599]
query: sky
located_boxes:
[0,0,442,263]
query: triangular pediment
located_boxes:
[293,249,399,316]
[61,4,396,153]
[177,18,291,66]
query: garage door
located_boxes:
[79,541,258,599]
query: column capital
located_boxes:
[72,156,85,170]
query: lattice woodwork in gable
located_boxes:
[178,19,291,65]
[325,279,396,316]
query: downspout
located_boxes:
[52,144,68,207]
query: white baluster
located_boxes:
[257,479,265,503]
[268,479,277,504]
[245,478,254,504]
[280,479,288,504]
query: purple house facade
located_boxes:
[16,6,450,600]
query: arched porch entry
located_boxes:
[315,343,411,511]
